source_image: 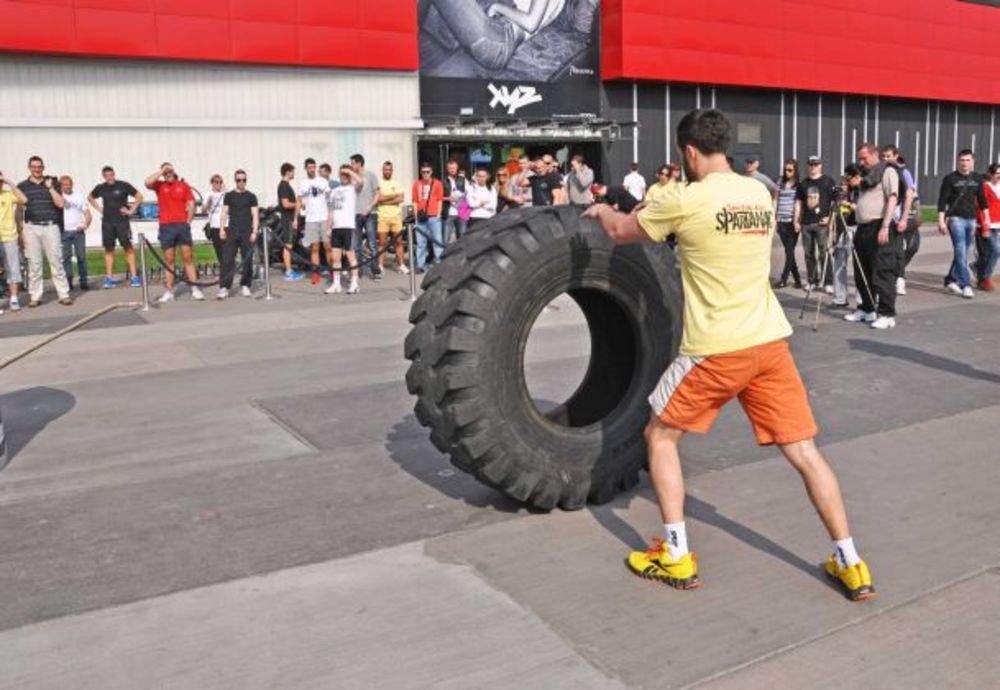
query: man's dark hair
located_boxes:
[350,154,365,166]
[631,162,639,171]
[28,155,44,166]
[102,165,114,174]
[304,158,316,167]
[880,144,899,156]
[280,162,294,176]
[319,163,332,173]
[383,161,393,167]
[844,163,862,177]
[958,148,974,158]
[571,154,585,165]
[675,109,731,156]
[989,163,1000,176]
[420,161,433,170]
[234,169,247,178]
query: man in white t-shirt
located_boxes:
[325,166,362,295]
[623,163,647,201]
[60,175,91,291]
[298,157,330,285]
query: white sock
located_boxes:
[333,275,341,286]
[834,537,861,568]
[663,522,689,560]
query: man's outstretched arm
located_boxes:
[583,203,651,245]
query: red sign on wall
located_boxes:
[0,0,418,71]
[602,0,1000,105]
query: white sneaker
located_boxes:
[241,286,252,298]
[158,290,175,303]
[870,316,896,330]
[324,282,342,295]
[824,285,834,295]
[844,309,876,323]
[896,277,907,295]
[216,288,229,300]
[9,297,20,312]
[347,279,360,295]
[946,282,962,295]
[191,287,206,301]
[961,286,974,299]
[397,264,410,275]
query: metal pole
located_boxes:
[407,221,417,302]
[262,224,273,301]
[138,232,150,312]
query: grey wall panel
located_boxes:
[637,83,667,172]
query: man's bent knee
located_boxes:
[645,414,684,446]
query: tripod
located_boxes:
[798,202,876,331]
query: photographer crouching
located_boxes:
[843,143,899,330]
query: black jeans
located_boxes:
[206,226,224,264]
[776,222,801,285]
[897,217,920,278]
[220,228,254,289]
[853,221,898,316]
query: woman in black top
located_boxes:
[774,159,802,288]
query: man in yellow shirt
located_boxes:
[584,109,874,602]
[0,171,27,311]
[374,161,407,275]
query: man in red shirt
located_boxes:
[144,162,203,302]
[412,163,444,273]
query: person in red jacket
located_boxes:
[144,162,202,303]
[975,163,1000,291]
[412,163,445,273]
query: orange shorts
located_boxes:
[648,339,818,445]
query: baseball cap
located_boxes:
[808,155,822,164]
[744,155,760,163]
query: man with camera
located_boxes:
[144,162,203,302]
[0,170,28,311]
[584,109,874,602]
[17,156,72,307]
[844,143,900,329]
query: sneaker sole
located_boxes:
[824,569,876,601]
[624,558,701,590]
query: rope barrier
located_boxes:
[140,235,256,288]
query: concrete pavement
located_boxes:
[0,229,997,689]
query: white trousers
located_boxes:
[23,222,70,301]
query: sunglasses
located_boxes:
[420,170,432,174]
[235,177,247,182]
[784,168,795,172]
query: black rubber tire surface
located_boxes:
[404,206,682,510]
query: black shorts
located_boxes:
[279,216,297,247]
[102,220,133,250]
[330,227,352,250]
[158,223,193,249]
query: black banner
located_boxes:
[418,0,601,120]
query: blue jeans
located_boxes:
[62,230,88,287]
[415,216,443,271]
[443,215,467,245]
[945,217,976,288]
[354,213,378,275]
[979,227,1000,281]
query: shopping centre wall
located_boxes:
[601,81,999,206]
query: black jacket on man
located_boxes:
[937,171,987,220]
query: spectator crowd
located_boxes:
[0,142,997,320]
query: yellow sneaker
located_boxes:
[626,539,700,589]
[824,556,876,601]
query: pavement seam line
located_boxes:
[248,400,319,452]
[679,563,999,690]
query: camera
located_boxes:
[311,187,321,197]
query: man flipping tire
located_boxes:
[584,109,875,602]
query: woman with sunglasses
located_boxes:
[774,159,803,289]
[200,174,226,263]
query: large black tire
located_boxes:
[404,206,683,510]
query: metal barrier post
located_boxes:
[262,224,273,301]
[137,232,150,312]
[407,221,417,302]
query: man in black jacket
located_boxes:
[938,149,987,299]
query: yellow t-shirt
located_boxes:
[0,189,20,243]
[644,180,677,205]
[637,171,792,356]
[376,178,403,221]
